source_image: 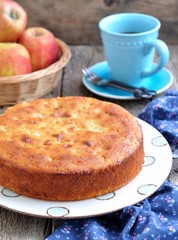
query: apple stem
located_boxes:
[10,11,18,20]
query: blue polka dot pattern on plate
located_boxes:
[152,136,168,146]
[95,192,115,200]
[47,206,69,217]
[137,184,157,195]
[1,188,21,197]
[143,156,155,166]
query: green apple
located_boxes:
[18,27,59,71]
[0,43,32,76]
[0,0,27,42]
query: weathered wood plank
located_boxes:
[167,46,178,90]
[16,0,178,44]
[0,208,48,240]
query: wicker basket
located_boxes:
[0,38,71,106]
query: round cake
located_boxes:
[0,96,144,201]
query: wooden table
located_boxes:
[0,45,178,240]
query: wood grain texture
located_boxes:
[0,44,178,239]
[16,0,178,44]
[0,208,48,240]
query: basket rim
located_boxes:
[0,38,71,84]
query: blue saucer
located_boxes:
[82,61,173,100]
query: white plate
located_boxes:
[82,61,173,100]
[0,119,172,218]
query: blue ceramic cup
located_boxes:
[98,13,169,84]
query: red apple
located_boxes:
[0,0,27,42]
[0,43,32,76]
[18,27,59,71]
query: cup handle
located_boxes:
[142,39,170,78]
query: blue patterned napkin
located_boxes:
[139,90,178,158]
[46,90,178,240]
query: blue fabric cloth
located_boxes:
[139,90,178,158]
[46,90,178,240]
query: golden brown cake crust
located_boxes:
[0,96,144,200]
